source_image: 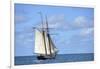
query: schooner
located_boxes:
[34,12,58,60]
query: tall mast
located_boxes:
[38,12,47,55]
[45,15,52,56]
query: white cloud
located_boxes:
[74,16,87,26]
[80,28,93,36]
[73,16,93,28]
[16,31,34,46]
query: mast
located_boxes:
[38,12,47,55]
[45,15,52,56]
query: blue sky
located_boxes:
[15,3,94,56]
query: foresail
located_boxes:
[34,29,46,54]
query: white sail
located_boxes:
[34,29,46,54]
[34,29,58,55]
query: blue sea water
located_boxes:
[15,53,94,65]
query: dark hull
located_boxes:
[37,56,47,60]
[37,55,56,60]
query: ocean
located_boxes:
[15,53,94,65]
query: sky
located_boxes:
[15,3,94,56]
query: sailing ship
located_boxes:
[34,13,58,60]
